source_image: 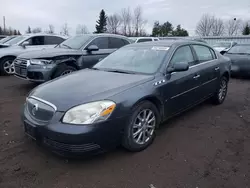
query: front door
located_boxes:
[81,37,115,69]
[160,45,201,118]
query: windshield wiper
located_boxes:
[105,69,136,74]
[62,44,72,49]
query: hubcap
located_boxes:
[218,79,227,101]
[3,60,15,74]
[132,109,156,145]
[61,70,73,76]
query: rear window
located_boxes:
[137,38,152,43]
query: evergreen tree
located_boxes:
[26,26,32,33]
[17,30,21,35]
[13,30,17,35]
[152,21,160,37]
[172,25,189,36]
[95,9,107,33]
[242,24,250,35]
[0,26,2,35]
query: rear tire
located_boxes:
[212,76,228,105]
[52,64,77,79]
[122,101,160,152]
[0,57,16,76]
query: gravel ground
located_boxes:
[0,76,250,188]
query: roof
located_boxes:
[76,33,130,40]
[126,39,207,48]
[21,33,68,39]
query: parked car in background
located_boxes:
[129,37,160,43]
[21,40,230,156]
[0,35,6,40]
[0,34,67,75]
[14,34,131,82]
[224,44,250,77]
[0,36,16,44]
[212,41,237,55]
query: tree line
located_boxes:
[0,26,21,35]
[196,14,250,36]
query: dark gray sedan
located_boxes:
[22,40,231,156]
[224,44,250,77]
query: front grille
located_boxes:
[26,97,55,122]
[14,58,28,76]
[43,138,101,153]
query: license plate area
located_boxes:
[24,122,36,140]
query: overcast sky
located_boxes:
[0,0,250,36]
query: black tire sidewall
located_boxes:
[122,101,160,152]
[0,57,15,76]
[52,65,76,79]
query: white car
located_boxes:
[129,37,160,43]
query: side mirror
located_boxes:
[21,41,30,48]
[86,45,99,52]
[167,61,189,73]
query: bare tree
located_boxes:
[61,23,69,36]
[76,24,89,34]
[211,18,225,36]
[107,14,121,34]
[120,7,132,36]
[225,19,242,36]
[195,14,215,36]
[32,27,42,33]
[46,24,55,34]
[133,6,147,36]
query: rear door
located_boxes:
[191,44,220,99]
[162,45,201,117]
[81,36,111,68]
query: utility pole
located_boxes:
[3,16,6,34]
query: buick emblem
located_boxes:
[32,104,39,116]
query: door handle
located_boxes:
[215,67,220,71]
[193,75,200,79]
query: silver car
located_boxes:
[0,34,67,75]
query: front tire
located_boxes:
[122,101,160,152]
[212,76,228,105]
[52,65,77,79]
[0,57,16,76]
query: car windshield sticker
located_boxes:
[152,46,170,51]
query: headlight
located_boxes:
[62,100,116,125]
[30,59,52,65]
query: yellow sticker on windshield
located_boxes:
[152,46,170,51]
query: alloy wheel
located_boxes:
[3,60,15,74]
[132,109,156,145]
[61,70,73,76]
[218,79,227,101]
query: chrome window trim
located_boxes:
[29,96,57,111]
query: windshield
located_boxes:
[0,36,15,44]
[5,36,26,45]
[227,45,250,54]
[93,46,169,74]
[213,42,231,48]
[57,35,92,49]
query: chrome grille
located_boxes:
[26,97,56,122]
[14,58,28,76]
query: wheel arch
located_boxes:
[222,71,230,81]
[132,95,164,123]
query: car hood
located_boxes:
[224,53,250,65]
[29,69,154,111]
[0,43,10,48]
[18,47,81,59]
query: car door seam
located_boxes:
[170,86,200,99]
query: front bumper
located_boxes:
[21,105,129,156]
[14,64,55,83]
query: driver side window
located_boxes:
[25,36,45,46]
[170,45,195,66]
